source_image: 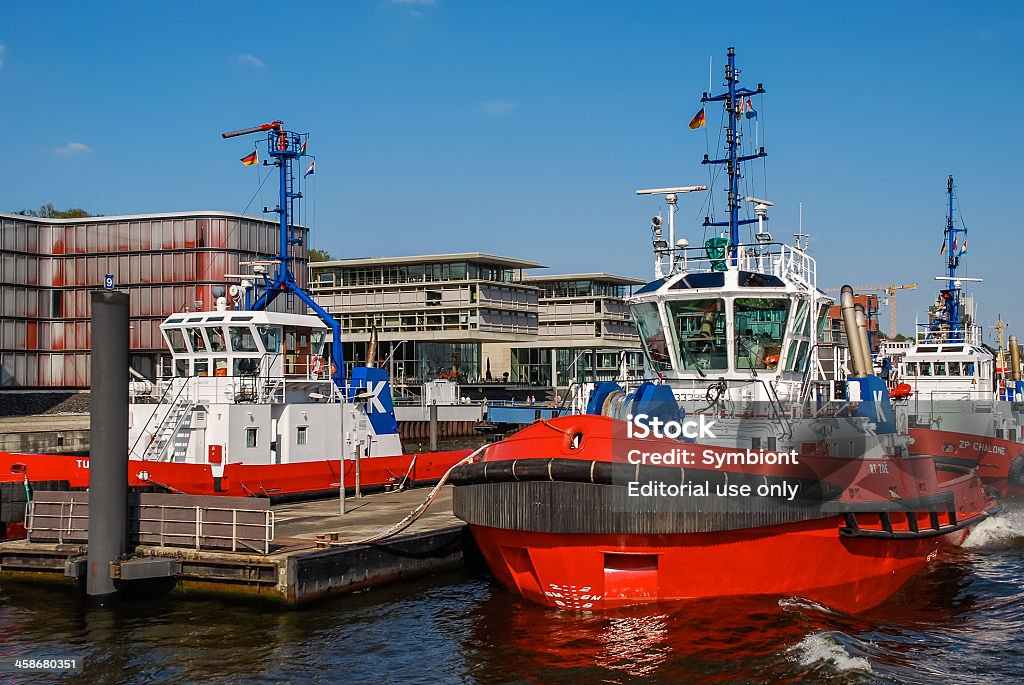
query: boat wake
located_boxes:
[790,632,873,674]
[778,595,844,618]
[963,508,1024,550]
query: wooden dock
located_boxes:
[0,486,473,607]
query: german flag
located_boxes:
[689,108,706,130]
[240,150,259,166]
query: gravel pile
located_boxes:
[0,392,91,417]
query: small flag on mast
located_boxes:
[939,241,947,255]
[744,98,757,119]
[959,238,968,256]
[240,150,259,166]
[688,108,706,129]
[304,159,315,178]
[299,139,308,156]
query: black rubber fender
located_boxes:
[1008,454,1024,487]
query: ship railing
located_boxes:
[916,322,984,346]
[662,241,817,289]
[908,389,999,424]
[624,375,843,422]
[801,344,847,400]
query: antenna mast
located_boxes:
[222,121,346,390]
[931,175,973,343]
[701,47,766,265]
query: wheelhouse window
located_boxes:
[919,362,932,376]
[311,330,327,355]
[734,298,790,370]
[629,302,672,371]
[245,427,258,448]
[233,358,259,376]
[948,361,962,376]
[208,326,227,352]
[257,325,282,353]
[905,362,918,376]
[229,325,260,352]
[933,362,947,376]
[186,327,208,352]
[166,328,188,353]
[666,299,727,371]
[194,358,209,377]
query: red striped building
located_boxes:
[0,211,307,388]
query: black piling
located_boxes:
[86,291,130,597]
[429,403,438,452]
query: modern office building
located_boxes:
[309,253,542,388]
[505,273,645,388]
[309,256,643,393]
[0,211,307,388]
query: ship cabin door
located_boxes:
[284,326,313,377]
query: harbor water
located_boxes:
[0,504,1022,683]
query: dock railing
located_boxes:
[26,492,276,555]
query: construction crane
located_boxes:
[993,314,1009,375]
[825,283,918,338]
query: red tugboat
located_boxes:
[0,122,470,505]
[450,49,997,613]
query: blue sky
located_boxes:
[2,1,1022,337]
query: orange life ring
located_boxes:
[311,356,324,375]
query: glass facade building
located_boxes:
[0,212,307,388]
[310,258,643,392]
[311,254,541,386]
[513,274,644,388]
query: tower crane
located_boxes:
[825,283,918,338]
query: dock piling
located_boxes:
[86,291,130,597]
[429,403,438,452]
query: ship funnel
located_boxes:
[840,286,867,377]
[854,304,873,378]
[1011,335,1021,382]
[366,322,378,368]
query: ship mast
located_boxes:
[932,175,977,344]
[222,122,347,391]
[701,47,766,266]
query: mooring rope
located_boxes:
[318,444,487,547]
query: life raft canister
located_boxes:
[889,383,913,400]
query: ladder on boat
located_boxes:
[141,386,195,462]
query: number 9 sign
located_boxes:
[104,274,114,290]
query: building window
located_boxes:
[245,427,258,448]
[297,425,308,445]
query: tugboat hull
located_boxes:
[451,415,995,613]
[909,427,1024,496]
[0,449,472,500]
[468,521,944,613]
